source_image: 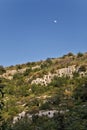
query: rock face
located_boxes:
[37,110,58,118]
[32,73,52,86]
[13,110,58,124]
[13,111,26,124]
[0,65,40,80]
[31,65,76,86]
[0,68,27,80]
[13,109,70,124]
[31,65,87,86]
[56,65,76,77]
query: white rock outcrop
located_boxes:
[31,65,76,86]
[13,110,58,124]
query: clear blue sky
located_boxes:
[0,0,87,66]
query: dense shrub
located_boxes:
[46,58,53,65]
[77,52,83,58]
[13,73,23,79]
[67,52,74,56]
[23,68,32,76]
[40,102,51,110]
[73,81,87,102]
[0,82,5,129]
[0,66,6,75]
[50,76,68,88]
[78,65,86,72]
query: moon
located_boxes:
[53,20,57,23]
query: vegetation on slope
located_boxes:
[0,52,87,130]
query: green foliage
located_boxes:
[77,52,83,58]
[67,52,74,56]
[0,66,6,75]
[0,82,5,129]
[73,72,79,77]
[41,63,48,69]
[73,80,87,102]
[48,95,61,106]
[10,117,32,130]
[1,52,87,129]
[40,102,51,110]
[13,73,23,79]
[16,65,22,70]
[62,52,74,58]
[23,68,32,76]
[50,76,69,87]
[0,83,5,111]
[46,58,53,65]
[78,65,86,72]
[31,84,46,95]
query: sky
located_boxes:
[0,0,87,66]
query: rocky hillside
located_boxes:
[0,52,87,81]
[0,52,87,130]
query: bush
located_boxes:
[41,63,48,69]
[16,65,22,70]
[73,72,79,77]
[0,83,5,129]
[77,52,83,58]
[78,65,86,72]
[73,81,87,102]
[13,73,23,79]
[23,68,32,76]
[67,52,74,56]
[40,102,51,110]
[46,58,53,65]
[0,65,6,75]
[50,76,68,88]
